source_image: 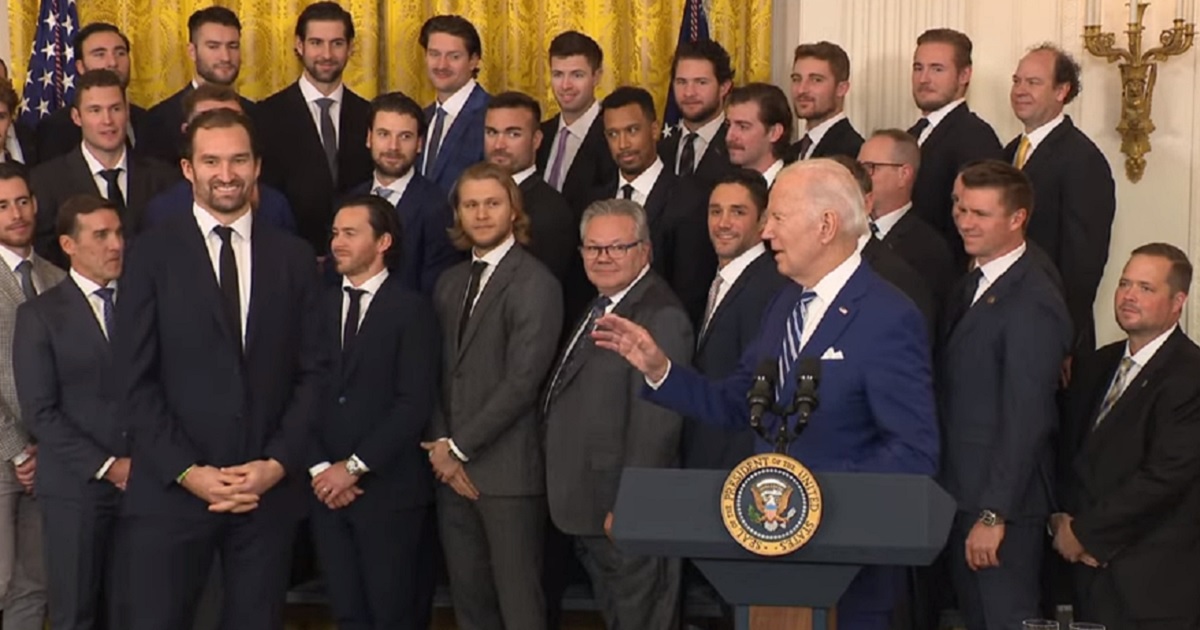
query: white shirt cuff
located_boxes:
[95,456,117,480]
[447,439,469,463]
[309,461,332,478]
[11,452,30,467]
[645,361,673,390]
[349,454,369,473]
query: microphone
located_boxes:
[746,359,776,432]
[793,357,821,435]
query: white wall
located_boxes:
[0,0,11,74]
[772,0,1200,345]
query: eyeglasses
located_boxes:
[860,161,905,175]
[580,241,643,260]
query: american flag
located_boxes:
[662,0,711,134]
[18,0,80,129]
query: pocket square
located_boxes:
[820,348,844,360]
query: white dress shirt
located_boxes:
[543,100,601,189]
[761,160,784,187]
[917,99,966,146]
[341,268,389,344]
[1017,113,1066,165]
[298,74,345,147]
[4,131,24,164]
[512,165,537,186]
[1110,324,1177,401]
[617,157,665,206]
[709,243,766,318]
[70,269,119,478]
[80,143,128,202]
[675,113,726,174]
[971,241,1027,305]
[425,79,477,166]
[372,168,415,205]
[192,204,253,343]
[872,202,913,240]
[797,112,848,160]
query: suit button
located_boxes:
[337,396,346,405]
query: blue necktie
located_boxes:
[777,290,818,400]
[94,287,115,339]
[423,106,447,175]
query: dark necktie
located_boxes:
[620,183,634,200]
[14,260,35,301]
[99,169,127,217]
[908,118,931,141]
[795,134,813,160]
[94,287,115,340]
[458,260,488,343]
[544,295,612,412]
[678,132,698,177]
[213,226,242,348]
[423,106,447,175]
[316,98,338,182]
[945,267,983,337]
[343,287,366,351]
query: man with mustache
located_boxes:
[254,1,372,255]
[143,7,256,164]
[786,42,864,162]
[724,83,792,187]
[419,15,491,195]
[30,69,177,268]
[659,39,734,192]
[0,162,64,630]
[113,108,325,629]
[908,29,1003,265]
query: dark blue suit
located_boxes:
[345,174,462,296]
[143,180,298,234]
[308,274,440,630]
[114,212,326,630]
[645,260,939,629]
[420,84,489,194]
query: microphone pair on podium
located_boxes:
[746,358,821,454]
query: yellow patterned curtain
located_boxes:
[9,0,771,113]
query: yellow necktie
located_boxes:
[1015,135,1031,169]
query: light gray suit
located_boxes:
[0,252,64,630]
[543,270,691,630]
[431,243,563,630]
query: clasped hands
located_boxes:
[181,459,285,513]
[420,439,479,501]
[1050,513,1101,568]
[311,462,364,510]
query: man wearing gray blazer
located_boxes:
[425,163,563,630]
[0,162,65,629]
[542,198,692,630]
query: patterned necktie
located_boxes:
[796,134,813,160]
[372,186,395,204]
[343,287,366,351]
[1094,356,1136,428]
[99,169,127,217]
[458,260,488,343]
[777,290,818,400]
[544,295,612,412]
[424,106,447,175]
[699,274,723,342]
[1014,135,1032,169]
[315,98,338,181]
[679,132,698,176]
[14,260,35,301]
[869,221,881,239]
[94,287,115,339]
[908,118,931,142]
[547,128,571,190]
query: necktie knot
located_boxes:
[620,183,635,200]
[592,295,612,316]
[796,133,813,159]
[1015,135,1032,169]
[94,287,115,304]
[909,118,931,140]
[99,168,121,184]
[214,225,235,245]
[869,221,881,239]
[372,186,395,202]
[315,97,335,112]
[344,287,366,303]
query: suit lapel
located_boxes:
[798,265,866,362]
[1086,330,1184,446]
[557,273,651,393]
[432,85,484,180]
[68,147,103,196]
[1020,118,1074,173]
[178,218,239,347]
[659,132,682,174]
[244,222,277,355]
[642,174,671,227]
[0,260,24,305]
[698,251,769,350]
[948,255,1031,346]
[922,103,969,153]
[60,280,110,355]
[455,246,519,364]
[695,121,729,176]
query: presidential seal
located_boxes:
[720,453,822,556]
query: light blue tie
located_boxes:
[372,186,395,204]
[777,290,818,400]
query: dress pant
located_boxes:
[949,514,1043,630]
[437,487,547,630]
[41,490,120,630]
[311,499,432,630]
[574,535,680,630]
[0,474,46,630]
[1074,564,1200,630]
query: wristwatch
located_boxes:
[345,458,366,477]
[978,509,1003,526]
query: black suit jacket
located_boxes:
[786,117,865,163]
[1004,117,1115,354]
[254,82,373,252]
[909,103,1003,265]
[346,174,462,296]
[13,279,126,500]
[10,122,37,167]
[310,275,439,510]
[862,236,937,335]
[30,145,179,266]
[683,250,788,469]
[936,249,1071,521]
[590,168,715,324]
[1059,329,1200,620]
[518,174,588,321]
[114,213,326,519]
[657,120,733,191]
[34,103,150,163]
[144,84,256,163]
[880,208,957,312]
[536,112,617,217]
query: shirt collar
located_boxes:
[762,159,784,187]
[436,79,478,117]
[298,74,345,106]
[70,267,116,296]
[343,267,389,293]
[80,142,128,175]
[562,100,601,139]
[373,168,415,199]
[192,202,254,241]
[512,165,538,186]
[604,264,651,307]
[4,131,24,164]
[1023,113,1066,151]
[472,233,516,267]
[923,98,966,133]
[1124,324,1178,368]
[802,112,848,147]
[679,113,726,145]
[808,251,862,306]
[975,241,1027,287]
[0,246,30,273]
[718,242,767,285]
[872,202,912,237]
[622,157,665,198]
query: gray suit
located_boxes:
[543,270,691,630]
[431,244,563,630]
[0,252,64,630]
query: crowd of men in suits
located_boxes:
[0,2,1194,630]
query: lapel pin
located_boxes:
[986,295,996,305]
[838,306,849,315]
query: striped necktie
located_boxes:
[777,290,818,400]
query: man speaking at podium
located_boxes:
[593,158,939,630]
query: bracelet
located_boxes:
[176,465,195,485]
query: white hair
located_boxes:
[777,159,868,238]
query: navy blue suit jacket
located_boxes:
[142,180,298,234]
[420,84,489,194]
[346,173,462,296]
[309,275,440,511]
[114,213,327,520]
